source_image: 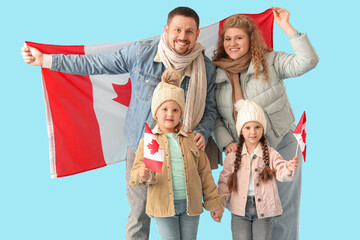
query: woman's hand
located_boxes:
[225,142,238,155]
[286,156,299,172]
[271,7,297,35]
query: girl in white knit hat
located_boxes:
[130,69,225,239]
[218,99,299,240]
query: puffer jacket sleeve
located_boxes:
[269,147,294,182]
[212,115,235,152]
[197,150,225,211]
[273,33,319,79]
[218,152,235,196]
[129,138,157,186]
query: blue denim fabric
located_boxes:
[153,199,200,240]
[125,147,150,240]
[231,196,273,240]
[51,39,217,153]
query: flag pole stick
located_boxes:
[291,141,300,177]
[295,141,299,158]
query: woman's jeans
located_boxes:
[153,199,200,240]
[231,196,273,240]
[272,128,302,240]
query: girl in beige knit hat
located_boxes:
[218,99,299,240]
[130,69,225,239]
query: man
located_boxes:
[22,7,217,240]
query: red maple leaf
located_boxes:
[147,139,160,155]
[112,78,132,107]
[301,129,306,142]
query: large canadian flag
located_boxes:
[26,9,274,178]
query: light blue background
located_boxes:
[1,0,358,239]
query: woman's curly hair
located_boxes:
[213,14,271,81]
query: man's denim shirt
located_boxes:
[51,39,217,152]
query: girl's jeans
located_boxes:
[153,199,200,240]
[231,196,273,240]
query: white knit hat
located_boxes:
[235,99,267,135]
[151,69,185,118]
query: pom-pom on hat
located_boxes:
[235,99,267,135]
[151,69,185,119]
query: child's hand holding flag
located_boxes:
[143,122,165,173]
[287,156,299,172]
[139,164,151,182]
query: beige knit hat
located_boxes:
[151,69,185,118]
[235,99,267,135]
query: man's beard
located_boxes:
[170,38,194,55]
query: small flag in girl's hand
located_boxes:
[143,122,164,173]
[293,111,307,161]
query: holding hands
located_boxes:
[211,206,224,223]
[286,156,299,172]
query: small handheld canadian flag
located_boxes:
[143,122,165,173]
[293,111,307,162]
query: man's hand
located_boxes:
[194,132,205,150]
[21,43,44,66]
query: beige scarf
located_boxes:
[213,52,251,121]
[158,34,207,131]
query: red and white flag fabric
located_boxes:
[293,111,307,161]
[26,9,274,178]
[143,123,165,173]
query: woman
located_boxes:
[212,7,319,240]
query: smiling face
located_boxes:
[241,121,263,148]
[155,100,182,134]
[223,27,250,60]
[164,15,200,55]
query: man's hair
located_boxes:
[167,7,200,29]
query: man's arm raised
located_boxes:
[21,43,44,66]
